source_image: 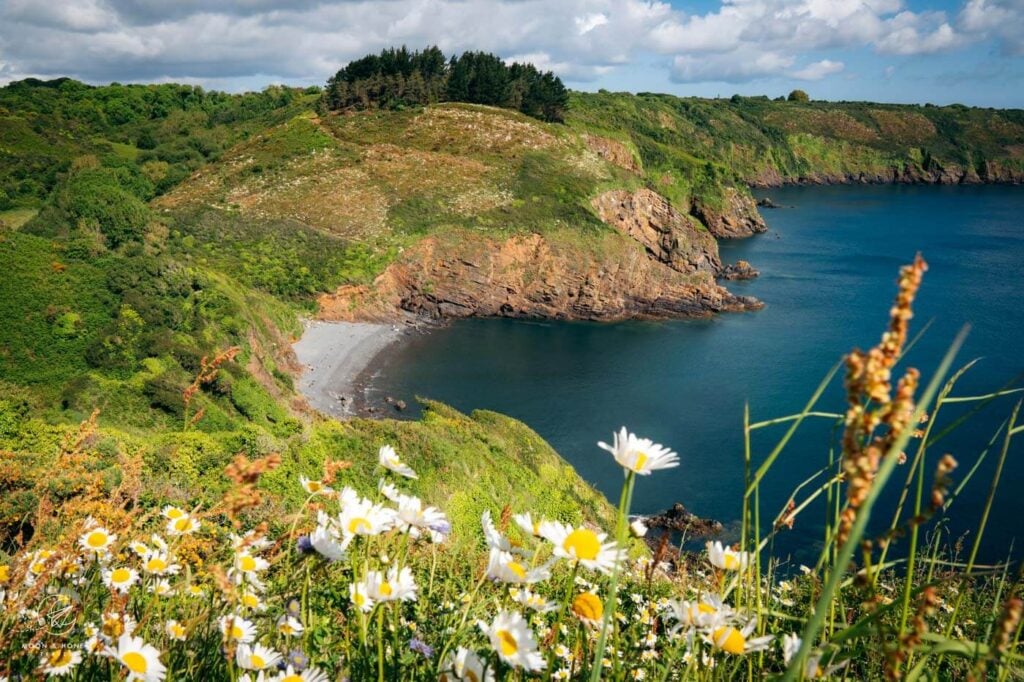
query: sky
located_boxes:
[0,0,1021,107]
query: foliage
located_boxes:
[788,89,810,103]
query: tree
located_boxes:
[788,89,810,103]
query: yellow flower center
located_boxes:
[146,557,167,572]
[122,651,148,673]
[723,553,740,570]
[348,517,371,534]
[31,561,46,575]
[86,531,108,548]
[307,480,322,492]
[634,451,648,470]
[242,593,259,608]
[111,568,131,584]
[572,592,604,622]
[103,619,124,637]
[166,508,185,519]
[698,603,716,614]
[173,517,192,532]
[230,624,244,639]
[282,676,302,682]
[251,653,265,668]
[239,555,257,572]
[354,591,366,606]
[497,629,518,656]
[0,565,8,583]
[507,561,527,580]
[713,626,746,654]
[170,624,185,638]
[563,529,601,561]
[379,581,393,597]
[48,650,73,666]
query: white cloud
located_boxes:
[671,50,795,83]
[790,59,845,80]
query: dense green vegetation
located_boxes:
[322,46,569,122]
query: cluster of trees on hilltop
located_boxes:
[321,46,569,122]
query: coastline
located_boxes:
[292,319,414,418]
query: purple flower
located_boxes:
[428,521,451,536]
[296,535,314,554]
[286,598,302,618]
[284,648,308,671]
[409,637,434,658]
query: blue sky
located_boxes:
[0,0,1021,107]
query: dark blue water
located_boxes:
[372,185,1024,564]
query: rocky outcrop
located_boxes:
[583,134,641,173]
[720,260,759,280]
[318,231,761,323]
[641,503,723,538]
[748,160,1023,187]
[591,188,721,274]
[690,187,768,239]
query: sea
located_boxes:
[369,185,1024,566]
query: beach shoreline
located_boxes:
[292,319,414,418]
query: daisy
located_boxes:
[79,526,116,555]
[571,591,604,625]
[393,494,448,539]
[379,445,417,479]
[378,479,402,502]
[706,619,773,655]
[230,530,273,552]
[440,647,494,682]
[481,611,545,672]
[300,476,333,496]
[598,427,679,475]
[231,550,270,589]
[486,549,550,584]
[309,525,348,562]
[337,497,394,538]
[350,582,374,612]
[110,634,166,682]
[128,541,150,557]
[706,541,749,572]
[237,643,282,671]
[277,616,304,637]
[539,522,622,574]
[141,551,180,577]
[510,587,559,613]
[277,665,329,682]
[149,579,174,597]
[364,566,417,602]
[481,510,522,554]
[165,515,200,537]
[513,512,545,538]
[219,615,257,644]
[100,612,137,641]
[240,590,266,611]
[186,584,205,598]
[39,649,82,676]
[664,595,732,631]
[102,567,139,594]
[161,506,187,521]
[782,633,847,678]
[165,620,187,642]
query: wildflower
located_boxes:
[240,590,266,611]
[277,665,328,682]
[237,644,282,671]
[629,519,648,537]
[379,444,417,479]
[308,525,348,562]
[110,633,166,682]
[664,595,731,631]
[39,649,82,676]
[149,579,174,597]
[706,541,748,571]
[440,647,494,682]
[161,506,187,521]
[554,644,572,660]
[277,615,305,637]
[782,633,847,678]
[482,611,545,672]
[231,530,272,552]
[409,637,434,658]
[101,612,137,641]
[284,649,309,671]
[337,497,394,538]
[165,620,187,642]
[141,551,180,577]
[102,567,139,594]
[79,526,116,555]
[598,427,679,475]
[572,592,604,625]
[364,566,417,602]
[706,620,773,655]
[219,615,257,644]
[286,598,302,618]
[393,494,448,539]
[231,550,270,589]
[378,479,402,501]
[300,475,333,496]
[482,510,516,554]
[350,582,374,612]
[539,521,622,573]
[510,587,559,613]
[186,585,205,598]
[486,549,550,584]
[553,669,572,680]
[165,515,200,537]
[513,512,545,537]
[128,541,150,557]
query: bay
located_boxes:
[370,185,1024,564]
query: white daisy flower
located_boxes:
[705,619,773,655]
[276,665,329,682]
[109,634,166,682]
[277,616,304,637]
[79,525,116,555]
[706,541,749,572]
[149,579,174,597]
[128,541,150,557]
[782,633,848,678]
[165,620,187,641]
[629,519,648,537]
[513,512,545,538]
[39,649,82,676]
[486,549,551,584]
[140,551,180,577]
[350,582,374,613]
[161,506,187,521]
[102,567,138,594]
[378,479,402,502]
[100,612,137,641]
[440,647,494,682]
[598,427,679,475]
[337,497,394,538]
[230,551,270,589]
[481,611,545,672]
[300,476,333,496]
[393,494,448,539]
[364,566,417,603]
[664,594,732,631]
[230,530,272,552]
[219,615,257,644]
[539,521,623,574]
[309,525,348,562]
[236,643,282,671]
[379,445,417,479]
[239,590,266,611]
[165,515,200,537]
[510,587,559,613]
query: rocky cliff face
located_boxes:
[748,160,1024,187]
[591,188,721,274]
[318,231,760,323]
[689,187,768,239]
